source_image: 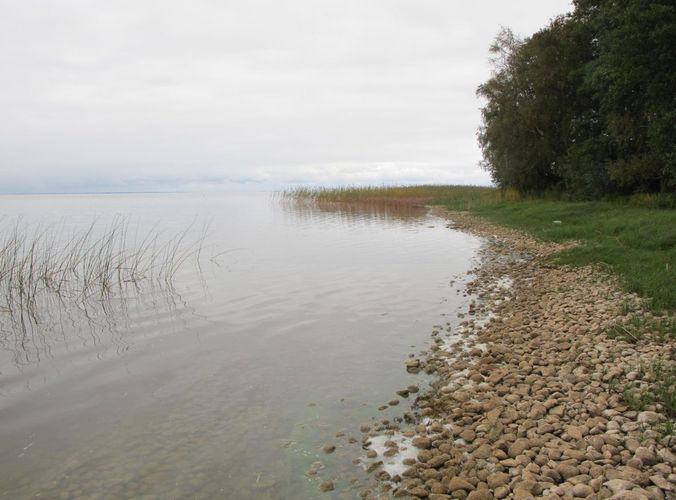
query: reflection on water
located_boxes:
[0,282,196,371]
[279,197,429,226]
[0,193,481,499]
[0,217,206,373]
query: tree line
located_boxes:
[477,0,675,198]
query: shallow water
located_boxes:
[0,192,481,499]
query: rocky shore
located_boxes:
[358,209,675,499]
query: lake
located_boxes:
[0,192,481,499]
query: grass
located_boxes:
[606,315,676,343]
[286,185,675,314]
[0,218,204,322]
[472,201,675,313]
[608,360,676,423]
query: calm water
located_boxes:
[0,193,481,499]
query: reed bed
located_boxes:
[285,184,517,210]
[0,219,204,320]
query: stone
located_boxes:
[528,404,547,419]
[567,426,585,441]
[637,412,661,424]
[625,437,641,453]
[467,489,493,500]
[486,408,501,424]
[550,405,566,417]
[487,472,510,490]
[412,437,433,449]
[409,486,430,497]
[604,480,637,494]
[406,359,421,369]
[427,454,450,469]
[473,444,492,459]
[460,430,476,443]
[421,469,441,481]
[494,486,510,499]
[653,464,670,475]
[512,488,535,500]
[648,475,673,492]
[453,391,470,402]
[608,491,649,500]
[448,477,475,492]
[572,484,594,497]
[543,468,562,484]
[323,444,336,454]
[656,448,675,466]
[555,463,580,481]
[590,478,603,492]
[619,467,650,486]
[644,487,665,500]
[634,447,657,466]
[569,474,592,486]
[319,480,334,492]
[508,438,531,458]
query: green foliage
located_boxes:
[478,0,676,197]
[477,20,595,194]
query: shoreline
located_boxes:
[361,208,674,499]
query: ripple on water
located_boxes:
[0,193,482,499]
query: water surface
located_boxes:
[0,193,481,498]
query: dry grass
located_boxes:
[285,185,518,210]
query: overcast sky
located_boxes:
[0,1,572,194]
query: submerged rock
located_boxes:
[319,480,334,492]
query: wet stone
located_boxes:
[319,480,334,492]
[412,437,432,449]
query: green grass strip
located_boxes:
[471,201,675,312]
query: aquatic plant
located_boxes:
[0,218,205,321]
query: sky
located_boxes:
[0,1,572,194]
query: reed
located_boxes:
[284,184,515,210]
[0,219,204,320]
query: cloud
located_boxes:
[0,0,572,193]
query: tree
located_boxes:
[576,0,676,193]
[477,18,594,194]
[477,0,676,197]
